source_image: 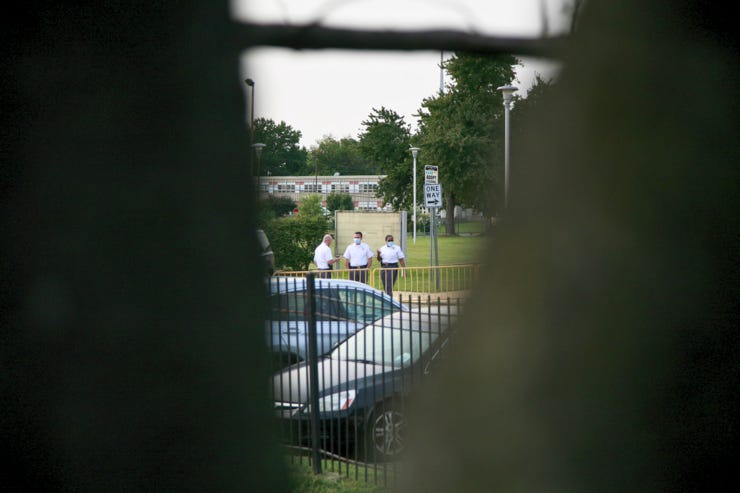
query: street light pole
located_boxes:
[252,143,266,189]
[410,147,420,244]
[244,78,255,174]
[497,85,517,208]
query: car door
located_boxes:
[314,286,361,356]
[268,290,309,361]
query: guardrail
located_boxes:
[273,264,481,300]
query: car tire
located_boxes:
[359,397,407,462]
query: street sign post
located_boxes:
[424,167,440,287]
[424,183,442,207]
[424,165,438,184]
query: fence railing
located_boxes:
[274,263,481,300]
[268,274,460,486]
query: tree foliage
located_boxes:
[510,74,556,136]
[295,194,324,218]
[358,107,413,210]
[416,52,519,229]
[253,118,308,176]
[325,192,354,213]
[307,136,374,176]
[257,195,296,225]
[262,194,328,271]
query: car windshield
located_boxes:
[269,282,401,324]
[331,320,442,367]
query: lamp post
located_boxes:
[410,147,420,244]
[497,85,517,208]
[252,143,266,190]
[244,78,255,173]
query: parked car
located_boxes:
[273,307,456,461]
[267,276,408,370]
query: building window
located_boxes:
[331,183,350,193]
[277,183,295,193]
[359,183,378,193]
[303,183,321,193]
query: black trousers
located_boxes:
[381,263,399,296]
[348,265,368,284]
[317,268,332,279]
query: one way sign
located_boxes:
[424,184,442,207]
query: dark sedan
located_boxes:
[273,307,456,461]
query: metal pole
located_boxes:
[244,79,255,174]
[305,273,322,474]
[503,101,510,208]
[410,147,420,244]
[252,143,266,191]
[439,50,444,93]
[497,86,517,208]
[433,211,440,290]
[430,207,434,267]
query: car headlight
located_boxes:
[316,389,356,413]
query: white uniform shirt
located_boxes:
[314,242,333,269]
[343,241,373,267]
[378,244,405,264]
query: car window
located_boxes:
[315,288,347,321]
[269,288,348,322]
[270,292,304,322]
[336,288,398,324]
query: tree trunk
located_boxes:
[445,191,455,236]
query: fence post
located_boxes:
[305,273,322,474]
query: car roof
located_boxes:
[269,276,386,293]
[268,276,408,308]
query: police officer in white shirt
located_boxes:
[377,234,406,296]
[314,234,339,278]
[343,231,373,284]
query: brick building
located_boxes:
[258,174,390,211]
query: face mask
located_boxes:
[387,241,394,247]
[353,238,361,244]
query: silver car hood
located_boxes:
[273,358,391,404]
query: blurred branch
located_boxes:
[236,22,567,58]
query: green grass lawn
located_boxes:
[286,458,392,493]
[403,234,486,267]
[437,218,488,235]
[308,233,486,271]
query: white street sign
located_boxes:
[424,165,438,184]
[424,183,442,207]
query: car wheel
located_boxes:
[361,398,407,462]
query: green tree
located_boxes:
[263,194,328,271]
[257,196,296,226]
[295,194,324,218]
[416,52,519,231]
[307,136,374,176]
[325,192,354,213]
[253,118,308,176]
[510,74,555,136]
[358,107,413,210]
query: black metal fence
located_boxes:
[267,274,461,485]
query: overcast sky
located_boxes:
[232,0,569,148]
